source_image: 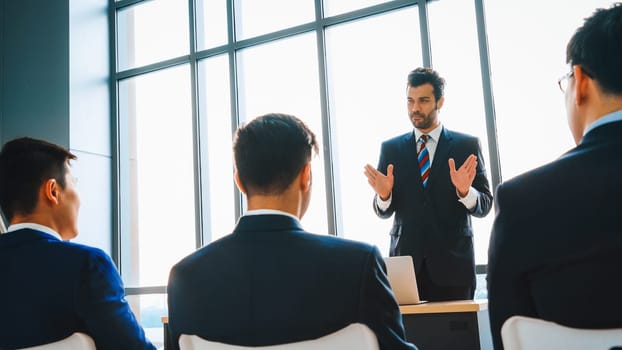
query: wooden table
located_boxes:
[400,299,492,350]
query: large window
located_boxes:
[326,7,422,254]
[197,55,236,242]
[111,0,610,342]
[112,4,450,343]
[118,65,196,288]
[113,2,452,311]
[236,33,329,233]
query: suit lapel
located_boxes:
[401,132,424,187]
[426,127,453,190]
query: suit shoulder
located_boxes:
[444,128,479,143]
[32,241,118,277]
[46,239,112,261]
[64,242,118,270]
[304,232,379,256]
[495,156,571,207]
[499,150,578,192]
[381,132,413,147]
[170,233,237,273]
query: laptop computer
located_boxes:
[383,256,426,305]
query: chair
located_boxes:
[178,323,379,350]
[501,315,622,350]
[17,333,96,350]
[0,215,7,233]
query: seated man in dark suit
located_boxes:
[167,113,417,350]
[0,137,155,350]
[487,3,622,350]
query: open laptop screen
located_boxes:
[383,256,425,305]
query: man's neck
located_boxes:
[10,212,64,237]
[246,198,301,219]
[11,213,54,230]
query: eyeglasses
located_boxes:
[557,71,574,93]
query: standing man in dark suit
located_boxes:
[167,113,417,350]
[364,68,493,301]
[487,3,622,349]
[0,137,155,350]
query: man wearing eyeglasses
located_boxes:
[487,3,622,349]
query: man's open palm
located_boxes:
[364,164,394,200]
[449,155,477,197]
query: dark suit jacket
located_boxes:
[0,228,155,350]
[167,214,417,350]
[374,127,493,289]
[488,120,622,350]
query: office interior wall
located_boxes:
[1,0,70,146]
[0,0,112,254]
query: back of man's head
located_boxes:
[233,113,318,196]
[0,137,76,222]
[567,2,622,95]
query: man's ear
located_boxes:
[43,179,60,205]
[300,163,312,192]
[233,170,247,195]
[436,95,445,110]
[573,65,590,106]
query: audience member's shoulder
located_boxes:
[304,230,378,255]
[499,145,583,194]
[497,166,542,198]
[171,232,235,270]
[53,239,115,264]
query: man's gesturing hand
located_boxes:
[449,155,477,197]
[364,164,394,201]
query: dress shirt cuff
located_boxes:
[376,192,392,211]
[457,187,478,210]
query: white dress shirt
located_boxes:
[244,209,301,224]
[584,108,622,135]
[7,222,63,241]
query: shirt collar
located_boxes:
[584,109,622,135]
[244,209,301,224]
[6,222,63,241]
[414,123,443,142]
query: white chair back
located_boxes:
[179,323,379,350]
[501,315,622,350]
[0,214,7,233]
[17,333,96,350]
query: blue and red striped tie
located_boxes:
[417,135,430,188]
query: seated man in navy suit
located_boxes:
[167,113,417,350]
[0,137,155,350]
[487,3,622,350]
